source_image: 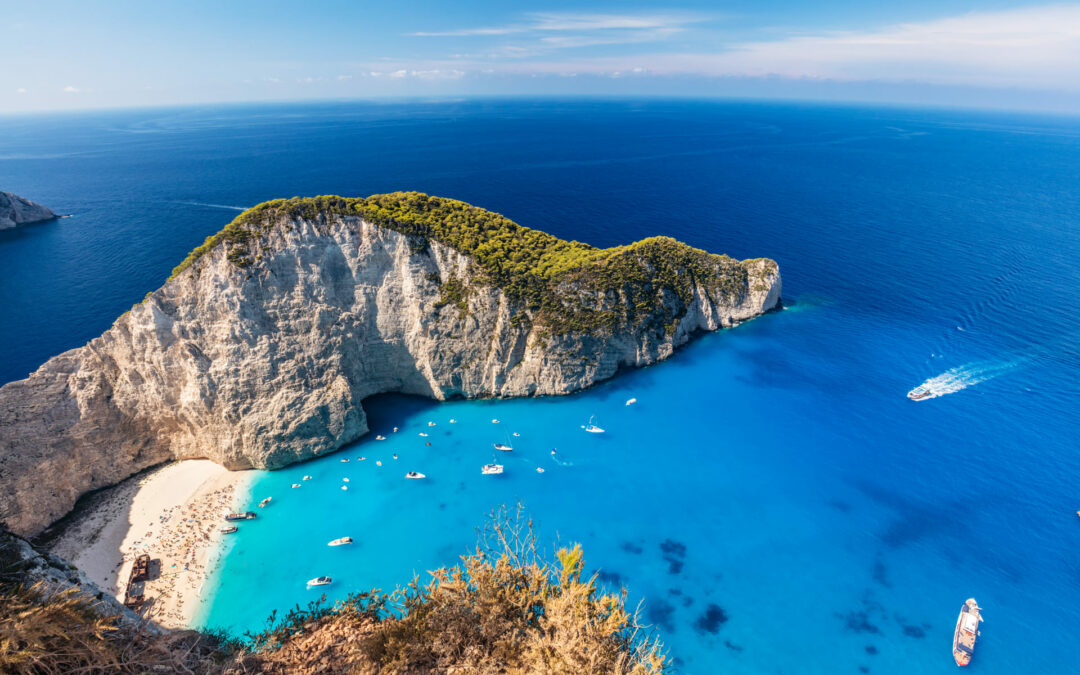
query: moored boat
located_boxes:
[291,483,301,488]
[220,526,238,534]
[258,497,272,508]
[328,536,353,546]
[952,598,983,666]
[583,415,605,433]
[626,397,637,405]
[376,435,386,440]
[405,471,426,479]
[307,576,332,587]
[225,511,256,521]
[482,463,504,475]
[494,443,513,452]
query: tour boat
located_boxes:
[220,526,238,534]
[328,537,353,546]
[258,497,272,508]
[583,415,605,433]
[224,512,256,521]
[952,598,983,666]
[291,483,301,488]
[482,463,504,475]
[908,385,933,401]
[405,471,426,479]
[376,435,386,441]
[626,397,637,405]
[307,576,332,587]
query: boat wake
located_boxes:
[172,201,249,211]
[911,360,1021,400]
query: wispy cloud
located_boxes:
[15,87,26,94]
[62,85,80,93]
[408,11,704,47]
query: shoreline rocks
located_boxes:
[0,191,57,229]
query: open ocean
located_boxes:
[2,99,1079,673]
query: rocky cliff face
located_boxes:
[0,191,56,229]
[0,194,780,536]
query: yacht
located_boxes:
[405,471,426,479]
[307,576,332,587]
[482,463,504,475]
[494,442,513,452]
[952,598,983,666]
[908,385,933,401]
[328,537,353,546]
[583,415,605,433]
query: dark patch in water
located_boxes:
[682,596,693,607]
[872,559,891,588]
[621,541,643,555]
[667,588,682,596]
[660,539,687,574]
[724,640,743,652]
[438,503,446,510]
[647,598,675,632]
[836,610,880,634]
[829,499,852,513]
[901,624,926,638]
[858,666,870,674]
[596,569,623,587]
[865,645,878,655]
[693,604,728,634]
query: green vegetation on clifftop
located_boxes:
[171,192,776,334]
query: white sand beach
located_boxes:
[48,460,255,628]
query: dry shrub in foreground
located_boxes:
[239,506,667,674]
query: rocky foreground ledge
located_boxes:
[0,192,780,536]
[0,191,57,229]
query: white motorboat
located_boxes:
[449,418,457,423]
[428,421,437,427]
[302,475,313,481]
[342,477,350,482]
[328,537,353,547]
[258,497,272,508]
[341,485,348,490]
[625,397,637,405]
[340,458,350,463]
[482,463,504,475]
[512,432,521,437]
[291,483,302,488]
[307,576,332,587]
[536,467,545,474]
[491,418,500,424]
[405,471,426,479]
[494,443,513,452]
[376,435,386,440]
[583,415,605,434]
[393,426,399,432]
[419,432,429,437]
[376,460,382,466]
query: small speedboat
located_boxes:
[258,497,272,508]
[405,471,426,479]
[494,443,513,452]
[428,421,437,427]
[328,537,353,546]
[302,475,313,481]
[481,463,504,475]
[342,477,350,482]
[376,435,386,441]
[908,385,933,401]
[376,460,382,466]
[291,483,301,489]
[491,418,500,424]
[449,418,457,424]
[393,454,399,460]
[341,485,348,491]
[307,576,332,587]
[583,415,605,434]
[626,397,637,406]
[393,426,399,432]
[512,432,521,437]
[536,467,545,474]
[220,526,238,534]
[419,432,429,437]
[359,456,366,461]
[340,458,350,463]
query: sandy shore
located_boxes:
[48,460,255,628]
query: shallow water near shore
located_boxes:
[2,99,1079,673]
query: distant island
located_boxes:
[0,191,57,229]
[0,192,781,538]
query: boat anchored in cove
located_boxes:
[952,598,983,666]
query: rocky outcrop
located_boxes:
[0,193,780,536]
[0,191,56,229]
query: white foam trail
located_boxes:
[173,201,249,211]
[912,360,1021,399]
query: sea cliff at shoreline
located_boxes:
[0,192,780,537]
[0,191,56,229]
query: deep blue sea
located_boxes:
[2,99,1079,673]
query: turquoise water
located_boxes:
[2,100,1079,673]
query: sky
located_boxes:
[2,0,1080,114]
